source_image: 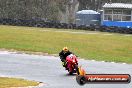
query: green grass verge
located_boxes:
[0,77,39,88]
[0,25,132,64]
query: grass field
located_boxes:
[0,25,132,64]
[0,77,39,88]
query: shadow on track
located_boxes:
[63,73,77,77]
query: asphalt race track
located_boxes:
[0,51,131,88]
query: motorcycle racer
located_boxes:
[59,47,73,68]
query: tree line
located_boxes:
[0,0,132,22]
[0,0,66,21]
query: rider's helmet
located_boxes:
[63,47,69,52]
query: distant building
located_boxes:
[75,10,101,26]
[102,3,132,28]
